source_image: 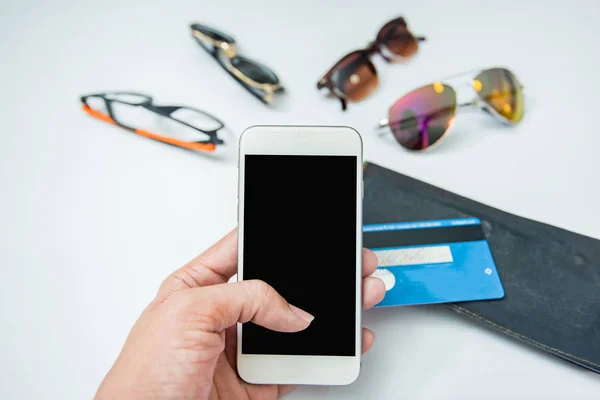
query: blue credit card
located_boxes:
[364,218,505,307]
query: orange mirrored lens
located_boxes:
[473,68,524,123]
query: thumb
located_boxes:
[187,280,314,333]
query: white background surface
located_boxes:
[1,0,600,398]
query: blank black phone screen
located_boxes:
[241,155,357,356]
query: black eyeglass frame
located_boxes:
[80,92,226,152]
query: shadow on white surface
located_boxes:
[288,306,600,400]
[268,91,294,113]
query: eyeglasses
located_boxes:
[81,92,227,153]
[317,16,425,111]
[190,23,284,105]
[376,67,525,151]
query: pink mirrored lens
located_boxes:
[388,84,457,150]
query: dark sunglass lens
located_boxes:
[231,56,280,85]
[376,18,418,57]
[190,23,235,43]
[474,68,524,123]
[328,52,378,101]
[388,83,457,150]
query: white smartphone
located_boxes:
[236,125,363,385]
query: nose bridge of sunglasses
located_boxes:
[377,45,397,63]
[219,41,237,58]
[435,69,487,107]
[452,81,480,110]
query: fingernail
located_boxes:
[289,304,314,323]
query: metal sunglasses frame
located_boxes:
[376,67,524,152]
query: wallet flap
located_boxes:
[363,162,600,373]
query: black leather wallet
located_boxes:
[363,162,600,373]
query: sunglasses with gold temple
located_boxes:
[191,23,284,105]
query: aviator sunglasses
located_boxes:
[377,67,525,151]
[317,16,425,111]
[191,23,284,105]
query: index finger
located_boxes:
[158,230,378,301]
[157,228,238,300]
[190,228,239,283]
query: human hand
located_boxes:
[95,229,386,399]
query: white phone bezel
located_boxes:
[236,125,363,385]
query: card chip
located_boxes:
[374,246,453,266]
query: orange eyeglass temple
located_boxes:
[81,104,217,153]
[82,104,117,125]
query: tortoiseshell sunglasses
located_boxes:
[190,23,284,105]
[81,92,227,153]
[317,16,425,111]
